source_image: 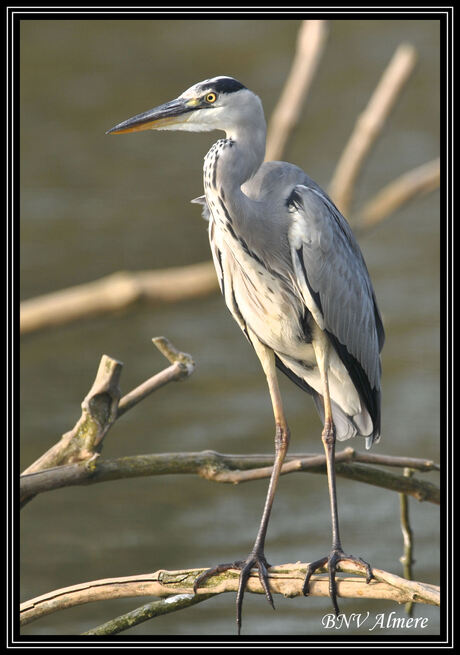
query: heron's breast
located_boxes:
[210,217,314,361]
[208,211,363,416]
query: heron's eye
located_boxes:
[205,92,217,104]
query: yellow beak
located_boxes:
[106,98,195,134]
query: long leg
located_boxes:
[315,337,342,552]
[194,329,290,634]
[302,335,373,613]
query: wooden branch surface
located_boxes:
[20,562,440,627]
[20,338,195,508]
[21,354,123,476]
[20,448,440,505]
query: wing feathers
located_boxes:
[288,184,384,441]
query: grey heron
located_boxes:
[107,76,384,633]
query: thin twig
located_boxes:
[216,458,439,504]
[400,467,415,616]
[117,338,194,416]
[331,447,440,471]
[20,563,440,627]
[265,19,328,162]
[329,43,417,216]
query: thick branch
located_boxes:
[22,354,123,476]
[20,263,218,335]
[20,562,440,627]
[329,44,417,216]
[20,448,440,505]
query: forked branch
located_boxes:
[20,338,195,508]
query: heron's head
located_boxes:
[106,76,265,137]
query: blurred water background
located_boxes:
[19,18,441,637]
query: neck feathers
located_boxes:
[204,124,265,195]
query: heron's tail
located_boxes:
[312,394,380,449]
[274,354,380,449]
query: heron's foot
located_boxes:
[193,551,274,634]
[302,548,373,616]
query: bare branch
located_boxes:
[20,263,217,335]
[20,448,440,505]
[331,447,440,471]
[329,44,417,216]
[211,457,439,504]
[19,562,440,627]
[117,338,194,416]
[356,158,440,230]
[399,468,416,616]
[265,20,328,162]
[82,593,214,635]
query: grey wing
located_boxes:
[287,184,384,438]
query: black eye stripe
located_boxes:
[197,77,246,95]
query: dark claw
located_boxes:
[302,549,374,616]
[256,558,275,609]
[302,556,328,597]
[194,553,274,635]
[193,561,238,593]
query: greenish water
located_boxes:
[20,18,441,637]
